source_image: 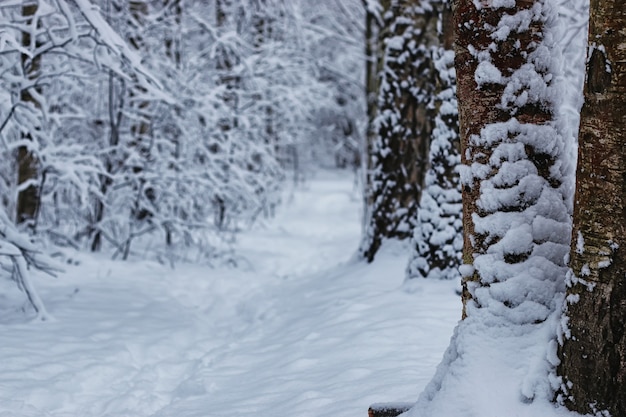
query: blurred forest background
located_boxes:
[0,0,366,265]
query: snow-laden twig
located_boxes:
[0,210,61,321]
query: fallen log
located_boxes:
[368,402,412,417]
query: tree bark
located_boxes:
[557,0,626,413]
[128,0,155,226]
[406,0,462,281]
[453,0,568,319]
[16,1,42,229]
[363,1,382,179]
[91,72,124,252]
[360,0,438,262]
[361,0,384,240]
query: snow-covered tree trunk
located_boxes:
[124,0,156,259]
[164,0,182,66]
[454,0,571,319]
[163,0,182,248]
[363,0,384,184]
[249,0,276,149]
[127,0,152,180]
[557,0,626,413]
[406,0,462,281]
[360,0,438,262]
[16,1,42,229]
[361,0,384,237]
[405,1,572,413]
[364,2,379,151]
[90,71,124,252]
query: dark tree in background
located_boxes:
[406,0,462,281]
[362,0,386,192]
[16,0,42,230]
[360,0,438,262]
[557,0,626,413]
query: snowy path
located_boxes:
[0,171,460,417]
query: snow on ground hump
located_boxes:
[0,170,459,417]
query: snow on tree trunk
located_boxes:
[454,0,571,320]
[406,1,462,281]
[405,0,574,413]
[16,1,42,229]
[557,0,626,413]
[360,0,438,262]
[90,71,123,253]
[362,0,382,229]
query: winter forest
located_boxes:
[1,0,625,416]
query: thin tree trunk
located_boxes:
[128,0,155,227]
[16,1,42,229]
[362,1,382,235]
[363,1,380,179]
[213,0,240,228]
[164,0,182,67]
[215,0,239,128]
[91,72,124,252]
[163,0,183,247]
[557,0,626,413]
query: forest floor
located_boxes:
[0,170,460,417]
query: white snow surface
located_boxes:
[0,171,460,417]
[0,171,590,417]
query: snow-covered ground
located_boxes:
[0,170,460,417]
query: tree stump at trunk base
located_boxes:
[368,402,412,417]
